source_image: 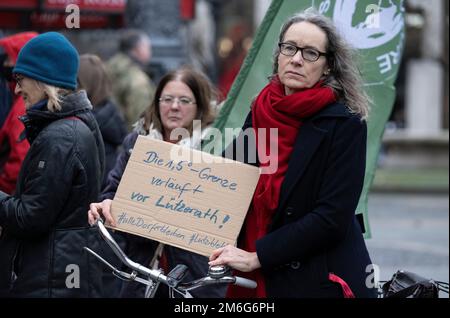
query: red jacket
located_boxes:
[0,32,37,194]
[0,96,29,194]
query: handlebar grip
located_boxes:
[234,277,257,289]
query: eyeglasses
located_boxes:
[159,95,196,106]
[14,74,24,88]
[278,42,328,62]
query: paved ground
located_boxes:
[366,192,449,297]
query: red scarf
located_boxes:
[227,76,336,298]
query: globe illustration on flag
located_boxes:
[332,0,404,49]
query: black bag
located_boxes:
[382,270,439,298]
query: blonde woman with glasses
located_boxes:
[0,32,105,297]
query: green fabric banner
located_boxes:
[206,0,405,238]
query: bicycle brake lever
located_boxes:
[113,270,156,287]
[83,247,117,271]
[84,247,157,288]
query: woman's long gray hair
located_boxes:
[273,9,370,119]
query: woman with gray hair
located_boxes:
[0,32,105,297]
[209,10,377,298]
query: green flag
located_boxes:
[206,0,405,238]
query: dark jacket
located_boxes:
[92,99,127,188]
[0,90,105,297]
[236,102,377,298]
[102,131,226,298]
[0,76,12,128]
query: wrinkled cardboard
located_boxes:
[111,136,260,256]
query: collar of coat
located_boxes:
[133,117,213,151]
[19,90,94,143]
[309,101,355,121]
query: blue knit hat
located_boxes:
[13,32,79,90]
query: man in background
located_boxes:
[107,30,156,131]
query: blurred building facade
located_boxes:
[191,0,449,174]
[382,0,449,170]
[1,0,448,172]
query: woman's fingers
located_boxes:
[208,258,224,266]
[88,203,101,225]
[87,211,95,225]
[209,246,226,261]
[100,199,116,226]
[208,246,260,272]
[87,199,116,226]
[208,245,234,266]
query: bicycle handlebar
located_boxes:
[235,276,258,289]
[96,219,168,284]
[86,219,257,296]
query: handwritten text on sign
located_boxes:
[111,136,260,256]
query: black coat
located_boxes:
[92,99,127,188]
[235,102,377,298]
[0,91,105,297]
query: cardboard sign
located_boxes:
[111,136,260,257]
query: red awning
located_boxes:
[0,0,38,10]
[42,0,126,14]
[0,0,125,29]
[0,0,125,13]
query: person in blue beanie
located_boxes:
[0,32,105,297]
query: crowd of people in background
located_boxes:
[0,9,376,298]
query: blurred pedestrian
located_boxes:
[107,30,156,131]
[0,53,12,127]
[209,10,377,298]
[78,54,128,298]
[218,21,251,97]
[78,54,127,188]
[0,32,37,195]
[88,66,226,298]
[0,32,105,297]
